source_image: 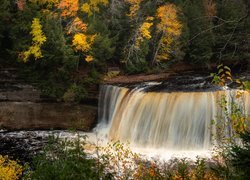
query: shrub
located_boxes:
[229,131,250,179]
[28,135,110,180]
[0,155,23,180]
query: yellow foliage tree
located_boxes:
[81,0,109,16]
[125,0,142,18]
[23,18,47,62]
[0,155,23,180]
[72,33,96,62]
[136,17,153,48]
[155,4,182,61]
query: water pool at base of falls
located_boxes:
[0,130,212,161]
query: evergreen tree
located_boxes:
[183,0,215,65]
[0,0,13,62]
[214,0,249,66]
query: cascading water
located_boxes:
[97,84,250,151]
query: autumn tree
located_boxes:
[23,18,47,62]
[123,16,153,70]
[10,1,82,99]
[125,0,142,19]
[81,0,109,16]
[151,4,182,64]
[58,0,79,17]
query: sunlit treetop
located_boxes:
[58,0,79,17]
[157,4,182,36]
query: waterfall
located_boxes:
[98,85,250,150]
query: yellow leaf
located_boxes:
[85,55,94,62]
[72,33,96,53]
[22,18,46,62]
[156,4,182,61]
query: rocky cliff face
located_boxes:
[0,68,97,131]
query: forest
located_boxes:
[0,1,250,179]
[0,0,249,100]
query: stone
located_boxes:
[0,102,97,131]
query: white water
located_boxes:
[96,84,250,158]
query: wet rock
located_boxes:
[0,131,49,163]
[124,73,221,92]
[0,130,90,164]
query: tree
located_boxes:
[23,18,47,62]
[151,3,182,64]
[81,0,109,17]
[0,0,12,60]
[58,0,79,17]
[214,0,249,65]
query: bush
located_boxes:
[0,155,23,180]
[63,84,87,103]
[26,131,250,179]
[28,135,110,180]
[229,131,250,179]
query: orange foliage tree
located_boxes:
[58,0,79,17]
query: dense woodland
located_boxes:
[0,0,249,100]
